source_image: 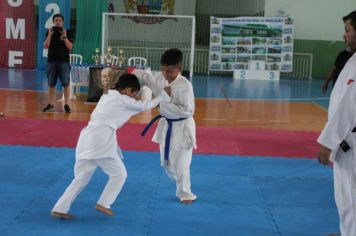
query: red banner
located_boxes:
[0,1,36,68]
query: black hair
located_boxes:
[112,73,140,92]
[160,48,183,66]
[52,13,64,22]
[343,11,356,30]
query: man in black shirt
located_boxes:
[43,13,73,113]
[322,47,353,93]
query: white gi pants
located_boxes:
[160,145,197,201]
[52,157,127,213]
[333,147,356,236]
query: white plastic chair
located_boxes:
[128,57,151,101]
[68,54,83,99]
[111,56,118,66]
[69,54,83,65]
[128,57,147,68]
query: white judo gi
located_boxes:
[52,89,170,213]
[136,71,197,201]
[318,53,356,236]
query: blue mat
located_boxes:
[0,145,339,236]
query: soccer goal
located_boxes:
[102,13,196,77]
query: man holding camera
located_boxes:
[43,13,73,113]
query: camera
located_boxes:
[52,26,63,32]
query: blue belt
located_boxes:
[141,114,187,164]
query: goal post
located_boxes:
[102,13,196,77]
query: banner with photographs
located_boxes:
[209,16,294,72]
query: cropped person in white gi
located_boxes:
[51,71,171,219]
[318,11,356,236]
[139,48,197,204]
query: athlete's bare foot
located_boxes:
[51,211,75,219]
[181,199,193,205]
[95,204,115,216]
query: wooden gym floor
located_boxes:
[0,68,329,132]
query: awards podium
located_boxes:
[233,60,280,81]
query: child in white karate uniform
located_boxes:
[140,49,197,204]
[51,70,171,219]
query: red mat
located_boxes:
[0,117,320,158]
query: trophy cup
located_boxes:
[118,48,126,67]
[104,47,113,67]
[92,48,101,66]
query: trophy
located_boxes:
[92,48,101,66]
[104,47,113,67]
[118,48,126,67]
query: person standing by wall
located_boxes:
[322,46,353,93]
[42,13,73,113]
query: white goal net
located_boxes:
[102,13,196,77]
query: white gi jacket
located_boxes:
[76,89,170,160]
[317,53,356,159]
[135,71,197,151]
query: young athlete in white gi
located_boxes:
[139,48,197,204]
[318,11,356,236]
[51,70,171,219]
